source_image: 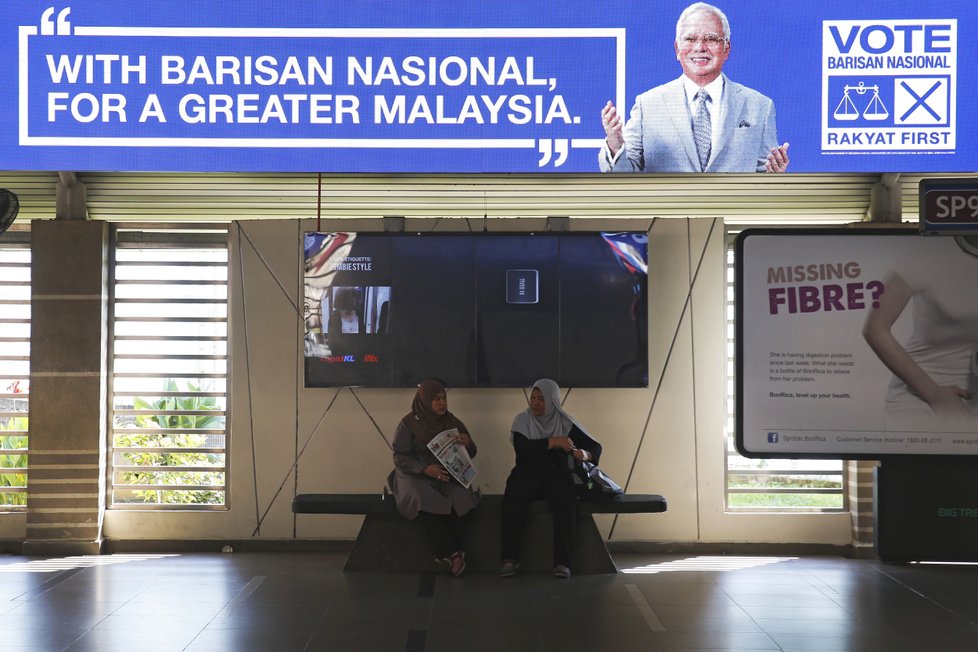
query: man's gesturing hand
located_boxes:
[602,101,624,155]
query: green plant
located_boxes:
[0,415,28,506]
[118,379,225,505]
[727,474,843,490]
[727,493,844,509]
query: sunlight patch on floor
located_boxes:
[0,553,178,573]
[621,555,798,574]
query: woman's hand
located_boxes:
[922,385,973,418]
[423,464,450,482]
[549,436,574,452]
[454,432,472,448]
[862,271,970,419]
[571,448,590,462]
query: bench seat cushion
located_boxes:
[584,494,668,514]
[292,493,667,515]
[292,494,398,514]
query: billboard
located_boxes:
[736,228,978,459]
[2,1,975,173]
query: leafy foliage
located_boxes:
[0,415,28,506]
[727,493,844,509]
[117,379,225,505]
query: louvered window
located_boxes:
[724,231,846,511]
[0,233,29,509]
[109,226,229,509]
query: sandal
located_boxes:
[449,551,466,577]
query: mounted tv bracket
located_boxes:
[383,216,405,232]
[546,216,569,231]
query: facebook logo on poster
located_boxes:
[767,432,779,444]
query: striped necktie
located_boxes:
[693,90,712,172]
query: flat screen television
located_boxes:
[303,231,648,388]
[736,227,978,459]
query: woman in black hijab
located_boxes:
[387,378,479,576]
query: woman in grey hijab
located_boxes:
[500,379,602,579]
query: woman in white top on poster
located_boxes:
[863,235,978,429]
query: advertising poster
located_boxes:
[0,1,975,173]
[737,229,978,458]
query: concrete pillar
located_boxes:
[25,221,108,555]
[848,459,878,556]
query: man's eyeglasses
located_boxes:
[680,33,726,47]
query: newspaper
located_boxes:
[426,428,478,489]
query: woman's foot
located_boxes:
[553,564,571,579]
[434,557,451,572]
[499,559,520,577]
[449,551,466,577]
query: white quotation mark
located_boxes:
[41,7,72,35]
[538,139,568,168]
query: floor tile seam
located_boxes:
[869,565,978,632]
[650,628,785,650]
[10,567,87,602]
[211,575,266,620]
[711,577,797,646]
[712,580,762,621]
[782,568,840,592]
[624,583,668,632]
[391,572,439,652]
[520,576,602,646]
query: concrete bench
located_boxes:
[293,493,667,574]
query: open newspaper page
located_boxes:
[426,428,478,489]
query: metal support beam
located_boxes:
[56,171,89,220]
[865,173,902,223]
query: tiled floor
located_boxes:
[2,551,978,651]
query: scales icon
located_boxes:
[833,81,889,121]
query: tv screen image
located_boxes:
[302,231,648,388]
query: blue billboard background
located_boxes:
[1,0,974,173]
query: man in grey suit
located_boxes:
[600,2,789,173]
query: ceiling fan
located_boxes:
[0,189,18,235]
